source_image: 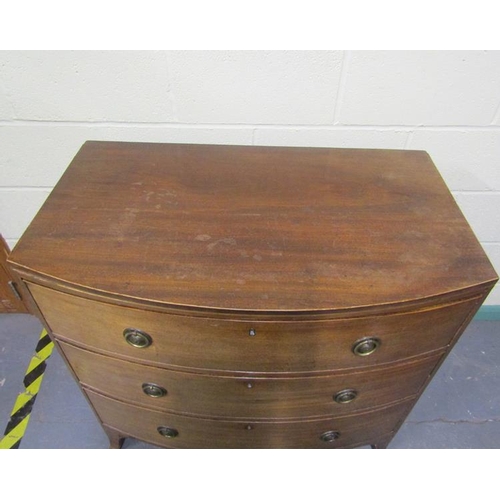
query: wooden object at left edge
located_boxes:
[0,235,28,313]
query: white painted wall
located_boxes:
[1,50,498,303]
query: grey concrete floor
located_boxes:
[1,313,499,449]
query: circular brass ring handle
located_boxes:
[320,430,340,442]
[352,337,380,356]
[157,426,178,438]
[123,328,153,348]
[334,389,358,404]
[142,383,167,398]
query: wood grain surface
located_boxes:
[8,141,497,312]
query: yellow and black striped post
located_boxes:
[0,329,54,449]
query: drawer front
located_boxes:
[61,340,439,418]
[86,389,413,448]
[29,283,479,373]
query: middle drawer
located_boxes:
[59,340,440,419]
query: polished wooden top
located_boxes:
[9,141,497,312]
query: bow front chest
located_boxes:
[8,141,498,448]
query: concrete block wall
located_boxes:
[0,50,499,304]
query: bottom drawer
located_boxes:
[86,389,413,448]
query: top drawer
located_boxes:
[27,283,480,374]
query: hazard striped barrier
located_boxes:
[0,329,54,449]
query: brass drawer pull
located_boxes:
[352,337,380,356]
[320,430,340,442]
[334,389,358,404]
[157,426,178,438]
[123,328,153,348]
[142,383,167,398]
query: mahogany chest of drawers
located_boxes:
[8,141,497,448]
